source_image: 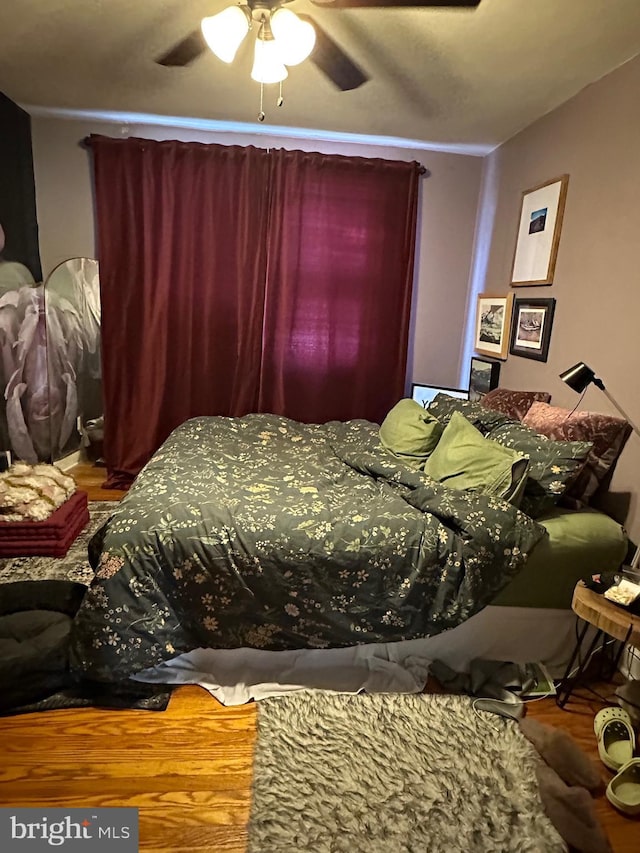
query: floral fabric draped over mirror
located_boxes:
[0,256,102,463]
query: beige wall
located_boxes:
[481,54,640,541]
[30,116,483,396]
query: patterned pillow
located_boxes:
[487,420,593,518]
[480,388,552,421]
[427,394,511,435]
[522,401,632,506]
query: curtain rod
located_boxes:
[81,135,429,174]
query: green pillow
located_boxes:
[424,411,529,503]
[379,399,443,468]
[486,420,593,518]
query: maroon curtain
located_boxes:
[93,138,420,486]
[92,136,271,488]
[259,149,420,423]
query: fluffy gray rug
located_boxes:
[0,501,118,585]
[248,692,565,853]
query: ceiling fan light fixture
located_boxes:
[201,6,251,64]
[271,8,316,66]
[251,37,288,84]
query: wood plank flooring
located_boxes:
[0,687,255,853]
[0,462,638,851]
[66,461,127,502]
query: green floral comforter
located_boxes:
[70,415,546,681]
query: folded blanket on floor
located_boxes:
[0,491,89,556]
[0,463,76,522]
[0,490,88,538]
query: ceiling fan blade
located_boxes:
[156,29,208,67]
[310,0,481,8]
[298,15,369,91]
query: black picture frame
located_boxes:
[509,297,556,362]
[468,356,500,402]
[411,383,469,409]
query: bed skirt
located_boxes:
[133,605,584,706]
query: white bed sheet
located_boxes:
[133,605,580,705]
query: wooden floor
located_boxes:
[0,463,638,851]
[0,687,255,852]
[69,461,127,502]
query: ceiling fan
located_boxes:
[156,0,481,93]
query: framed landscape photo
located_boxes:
[511,175,569,286]
[509,297,556,362]
[474,292,513,360]
[468,357,500,402]
[411,383,469,409]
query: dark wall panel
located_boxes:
[0,91,42,281]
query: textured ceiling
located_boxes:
[1,0,639,150]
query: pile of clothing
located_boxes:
[0,462,75,521]
[0,462,87,556]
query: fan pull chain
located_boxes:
[277,80,284,108]
[257,19,266,122]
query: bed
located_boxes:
[69,392,629,701]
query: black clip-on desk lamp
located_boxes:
[560,361,640,571]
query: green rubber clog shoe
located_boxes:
[594,706,635,771]
[607,758,640,815]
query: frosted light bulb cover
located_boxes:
[271,8,316,66]
[251,38,288,84]
[201,6,250,63]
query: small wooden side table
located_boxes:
[555,581,640,708]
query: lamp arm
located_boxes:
[600,387,640,441]
[599,386,640,570]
